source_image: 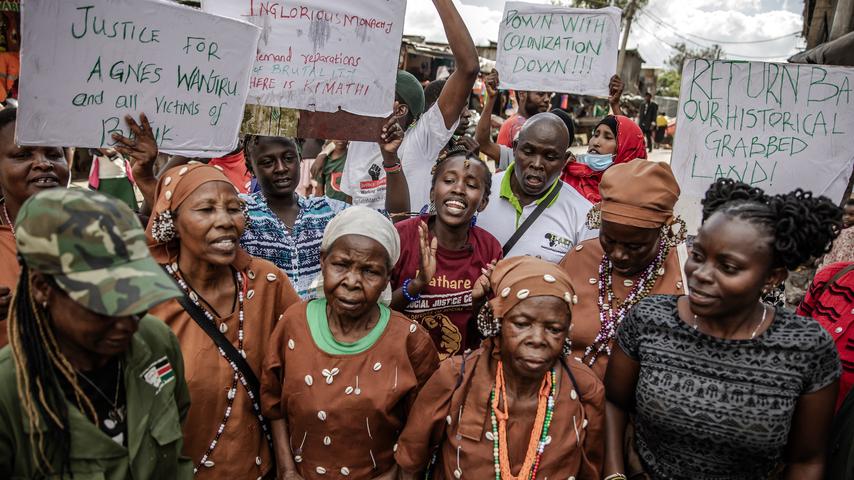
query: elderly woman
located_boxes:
[0,189,190,478]
[561,115,646,203]
[0,107,70,346]
[396,256,605,479]
[261,206,439,480]
[145,163,300,478]
[559,159,685,379]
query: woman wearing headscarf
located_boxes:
[395,257,605,480]
[0,189,190,479]
[560,115,647,203]
[261,206,439,480]
[145,163,300,478]
[559,159,686,379]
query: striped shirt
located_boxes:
[240,193,347,299]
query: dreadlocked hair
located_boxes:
[700,178,843,271]
[8,262,98,475]
[431,143,492,198]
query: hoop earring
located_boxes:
[662,217,687,248]
[476,304,500,338]
[561,337,572,357]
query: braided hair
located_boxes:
[431,143,492,199]
[701,178,843,271]
[7,262,98,475]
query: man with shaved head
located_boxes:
[477,112,597,263]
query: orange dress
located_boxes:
[150,251,299,479]
[0,224,20,348]
[261,302,439,479]
[396,342,605,479]
[559,238,685,379]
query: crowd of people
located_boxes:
[0,0,852,479]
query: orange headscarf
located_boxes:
[145,163,240,264]
[488,256,576,321]
[561,115,647,203]
[599,158,680,229]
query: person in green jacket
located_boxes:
[0,188,192,479]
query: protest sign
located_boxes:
[671,59,854,232]
[203,0,406,120]
[17,0,260,153]
[495,2,620,96]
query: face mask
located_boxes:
[576,153,614,172]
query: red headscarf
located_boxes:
[560,115,647,203]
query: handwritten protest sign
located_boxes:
[672,59,854,232]
[495,2,620,96]
[17,0,260,153]
[203,0,406,119]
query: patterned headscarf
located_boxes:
[145,163,239,263]
[488,256,576,321]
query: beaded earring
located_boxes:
[151,210,177,243]
[561,337,572,357]
[662,217,687,248]
[476,303,500,338]
[470,214,478,227]
[428,201,437,215]
[241,202,252,228]
[586,203,602,229]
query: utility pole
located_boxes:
[616,0,638,76]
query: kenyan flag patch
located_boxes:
[142,356,175,394]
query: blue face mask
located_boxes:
[576,153,614,172]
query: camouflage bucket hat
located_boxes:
[15,188,181,317]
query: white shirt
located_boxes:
[341,103,458,210]
[477,170,598,263]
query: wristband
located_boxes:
[383,162,402,175]
[402,278,422,302]
[604,474,628,480]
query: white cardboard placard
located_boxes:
[17,0,260,152]
[203,0,407,118]
[672,59,854,233]
[495,2,620,96]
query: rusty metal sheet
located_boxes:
[298,110,385,142]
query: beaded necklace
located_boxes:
[2,203,15,239]
[166,263,272,472]
[489,361,555,480]
[584,238,669,366]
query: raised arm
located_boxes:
[608,75,624,116]
[433,0,479,129]
[379,116,411,220]
[475,70,502,162]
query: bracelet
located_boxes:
[402,278,422,302]
[604,474,628,480]
[383,162,403,175]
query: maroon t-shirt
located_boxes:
[392,216,503,360]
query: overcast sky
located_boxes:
[403,0,805,67]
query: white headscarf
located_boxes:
[313,206,400,303]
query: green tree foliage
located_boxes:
[666,42,725,74]
[656,69,681,97]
